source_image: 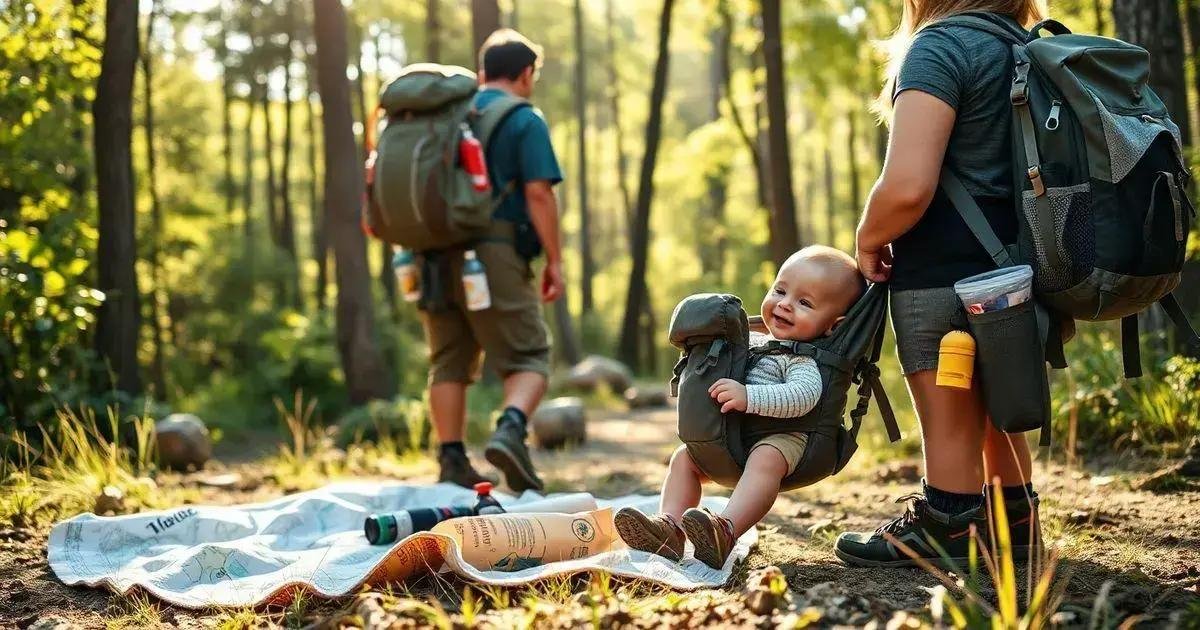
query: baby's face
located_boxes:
[761,260,855,341]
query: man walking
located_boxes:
[424,29,564,492]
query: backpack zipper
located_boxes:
[1044,100,1062,131]
[409,134,430,224]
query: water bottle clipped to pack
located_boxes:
[462,249,491,311]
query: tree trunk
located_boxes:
[574,0,593,314]
[846,111,862,251]
[426,0,440,62]
[605,0,633,236]
[1184,0,1200,149]
[1113,0,1191,148]
[94,0,142,396]
[761,0,800,266]
[242,93,255,260]
[717,0,768,216]
[617,0,675,370]
[371,26,397,312]
[472,0,501,63]
[281,5,300,309]
[312,0,394,402]
[142,0,167,398]
[552,297,583,366]
[703,22,728,279]
[261,80,280,250]
[68,0,92,200]
[306,53,327,311]
[824,145,835,246]
[1094,0,1107,35]
[219,2,234,219]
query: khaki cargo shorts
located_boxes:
[421,227,551,385]
[750,432,811,476]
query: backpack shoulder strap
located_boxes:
[757,340,855,373]
[472,93,532,151]
[939,168,1017,269]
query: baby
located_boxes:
[615,245,865,569]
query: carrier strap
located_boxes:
[755,340,855,373]
[929,14,1027,45]
[1160,293,1200,353]
[939,168,1016,269]
[1121,314,1142,379]
[848,303,902,444]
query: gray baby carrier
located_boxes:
[667,284,901,491]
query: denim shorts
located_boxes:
[890,287,968,375]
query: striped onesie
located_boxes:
[743,332,823,473]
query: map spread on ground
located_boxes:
[47,482,756,608]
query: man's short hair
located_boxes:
[479,29,544,81]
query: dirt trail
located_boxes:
[1,406,1198,627]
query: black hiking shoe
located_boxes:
[484,414,544,493]
[834,494,988,569]
[985,488,1041,561]
[438,449,496,489]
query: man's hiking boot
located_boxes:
[614,508,686,561]
[438,449,495,489]
[834,494,988,569]
[484,413,544,493]
[682,507,737,570]
[985,488,1041,561]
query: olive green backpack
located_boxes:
[366,63,528,252]
[667,284,901,491]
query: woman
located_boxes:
[835,0,1045,567]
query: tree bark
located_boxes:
[1184,0,1200,149]
[717,0,768,216]
[94,0,143,396]
[605,0,633,237]
[761,0,800,266]
[261,79,281,251]
[426,0,440,62]
[219,1,234,219]
[142,0,167,398]
[1113,0,1191,148]
[312,0,394,402]
[472,0,501,64]
[574,0,594,314]
[846,111,862,250]
[374,27,398,312]
[242,92,255,262]
[1094,0,1107,35]
[824,145,835,246]
[617,0,675,370]
[704,22,728,279]
[280,4,300,309]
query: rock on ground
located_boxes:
[563,356,634,393]
[155,413,212,471]
[530,398,587,449]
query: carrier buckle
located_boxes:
[1027,165,1046,197]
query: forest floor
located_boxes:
[1,405,1199,628]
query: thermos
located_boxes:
[459,124,490,192]
[462,250,491,311]
[364,505,475,545]
[392,248,420,303]
[936,330,976,389]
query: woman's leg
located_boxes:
[907,370,989,494]
[660,445,705,521]
[721,446,789,537]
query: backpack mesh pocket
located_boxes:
[1092,95,1185,183]
[1022,184,1094,292]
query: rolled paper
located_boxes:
[432,507,615,572]
[502,493,598,515]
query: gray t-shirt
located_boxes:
[889,13,1024,289]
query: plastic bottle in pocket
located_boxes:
[392,248,420,303]
[462,250,492,311]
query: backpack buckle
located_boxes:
[1027,165,1046,197]
[1010,62,1030,105]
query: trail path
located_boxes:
[1,406,1197,627]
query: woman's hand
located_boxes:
[709,378,748,413]
[856,244,893,283]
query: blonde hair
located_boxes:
[879,0,1047,112]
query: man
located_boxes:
[424,29,564,493]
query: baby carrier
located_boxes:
[667,284,901,491]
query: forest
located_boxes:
[2,0,1200,627]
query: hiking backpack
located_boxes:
[930,15,1200,377]
[365,64,529,252]
[667,284,900,491]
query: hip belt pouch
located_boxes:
[966,299,1050,434]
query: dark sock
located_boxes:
[439,441,466,458]
[1001,482,1036,501]
[498,406,527,428]
[923,479,984,515]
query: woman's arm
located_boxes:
[855,90,957,282]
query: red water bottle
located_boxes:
[459,123,490,192]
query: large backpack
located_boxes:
[667,284,901,491]
[929,15,1199,377]
[366,64,529,252]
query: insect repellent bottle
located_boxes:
[392,248,420,303]
[462,250,491,311]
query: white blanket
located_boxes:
[47,482,756,608]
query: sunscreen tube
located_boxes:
[432,508,615,572]
[936,331,976,389]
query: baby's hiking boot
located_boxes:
[833,494,987,568]
[681,507,737,570]
[614,507,686,561]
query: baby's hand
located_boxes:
[709,378,748,413]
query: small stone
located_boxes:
[156,413,212,471]
[874,462,921,483]
[624,385,670,409]
[94,485,125,515]
[529,397,587,450]
[1090,475,1115,487]
[562,355,634,393]
[743,565,788,615]
[26,618,83,630]
[195,472,243,488]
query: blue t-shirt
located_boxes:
[473,88,563,223]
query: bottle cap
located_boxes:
[939,330,976,354]
[465,249,478,260]
[474,481,493,496]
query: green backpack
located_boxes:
[667,285,900,491]
[930,15,1199,376]
[365,63,529,252]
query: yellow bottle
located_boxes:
[936,331,976,389]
